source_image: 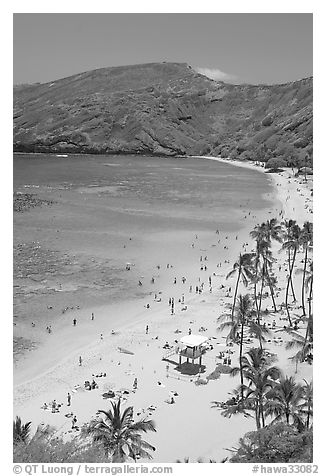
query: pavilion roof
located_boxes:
[180,335,208,348]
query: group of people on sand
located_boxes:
[41,399,62,413]
[84,379,98,391]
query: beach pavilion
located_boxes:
[177,334,208,371]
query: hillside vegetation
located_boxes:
[13,62,312,162]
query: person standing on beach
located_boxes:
[91,313,94,321]
[79,356,82,366]
[72,415,77,429]
[67,392,71,406]
[146,325,149,334]
[73,318,77,326]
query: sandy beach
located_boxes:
[13,157,313,462]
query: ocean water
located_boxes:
[13,153,274,233]
[13,153,276,325]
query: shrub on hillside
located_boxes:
[262,115,273,127]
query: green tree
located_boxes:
[237,348,279,428]
[301,261,313,346]
[297,222,313,317]
[226,348,280,429]
[14,423,107,463]
[250,219,281,318]
[229,423,313,463]
[13,417,32,445]
[266,158,287,171]
[265,376,304,427]
[226,252,255,321]
[282,221,301,326]
[82,399,156,462]
[285,328,313,369]
[217,294,256,399]
[299,380,313,430]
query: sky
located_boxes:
[13,13,312,86]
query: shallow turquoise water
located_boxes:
[13,153,274,233]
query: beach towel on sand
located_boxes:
[118,347,134,355]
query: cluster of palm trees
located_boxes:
[215,217,313,433]
[213,347,313,432]
[227,218,313,323]
[221,218,313,359]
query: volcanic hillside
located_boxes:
[13,62,313,160]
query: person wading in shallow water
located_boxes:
[79,356,82,366]
[67,392,71,406]
[73,318,77,326]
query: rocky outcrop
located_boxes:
[13,63,312,161]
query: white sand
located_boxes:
[13,158,313,462]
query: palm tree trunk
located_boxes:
[303,278,312,350]
[265,264,277,312]
[231,267,241,322]
[258,395,265,428]
[258,263,266,322]
[301,246,308,316]
[286,247,297,326]
[285,274,293,327]
[239,319,245,400]
[288,250,296,300]
[261,404,265,428]
[253,253,260,316]
[290,247,298,302]
[255,402,261,430]
[307,405,311,429]
[307,277,313,341]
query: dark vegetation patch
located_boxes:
[14,192,54,213]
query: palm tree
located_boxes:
[282,222,301,326]
[261,219,282,312]
[299,380,313,429]
[294,260,313,352]
[284,328,313,370]
[218,294,254,399]
[250,224,268,317]
[13,416,32,445]
[282,220,297,301]
[304,262,313,344]
[298,222,313,316]
[265,375,304,427]
[265,218,283,243]
[250,220,281,317]
[229,348,280,429]
[226,252,255,321]
[82,399,156,462]
[258,245,277,316]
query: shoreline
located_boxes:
[13,156,313,462]
[190,155,313,224]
